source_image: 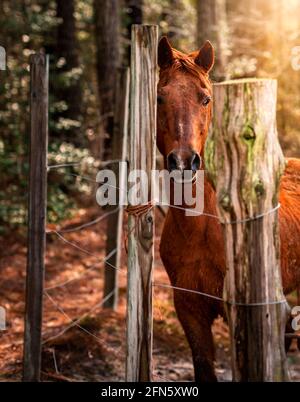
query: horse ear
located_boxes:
[158,36,174,69]
[194,40,214,73]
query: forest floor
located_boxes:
[0,206,300,382]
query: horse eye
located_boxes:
[202,96,211,106]
[157,95,164,105]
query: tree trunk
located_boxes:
[206,78,290,381]
[55,0,83,145]
[197,0,228,81]
[103,68,130,309]
[124,0,143,66]
[96,1,122,308]
[160,0,184,50]
[94,0,120,160]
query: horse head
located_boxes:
[157,37,214,177]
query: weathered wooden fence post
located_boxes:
[103,68,130,309]
[126,24,158,382]
[23,53,49,382]
[207,78,290,381]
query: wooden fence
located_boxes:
[126,25,158,382]
[23,53,49,382]
[21,26,291,383]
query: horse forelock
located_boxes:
[159,48,211,91]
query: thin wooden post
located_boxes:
[103,68,130,309]
[23,53,49,382]
[207,78,290,381]
[126,24,158,382]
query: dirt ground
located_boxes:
[0,206,299,382]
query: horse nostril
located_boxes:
[191,152,201,171]
[167,152,179,172]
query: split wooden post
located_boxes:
[103,68,130,309]
[206,78,290,381]
[126,24,158,382]
[23,53,49,382]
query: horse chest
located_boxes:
[160,213,225,294]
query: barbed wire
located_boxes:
[46,228,287,307]
[54,206,120,234]
[153,282,287,307]
[47,158,125,171]
[47,230,120,272]
[65,172,128,194]
[40,163,287,383]
[43,290,114,345]
[47,162,81,170]
[46,168,285,306]
[51,348,59,374]
[62,171,281,224]
[44,247,119,291]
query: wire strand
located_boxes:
[56,206,120,234]
[43,290,122,358]
[47,162,81,170]
[153,282,287,307]
[164,202,281,224]
[44,247,118,291]
[47,230,120,272]
[43,290,115,345]
[47,159,125,171]
[60,171,281,225]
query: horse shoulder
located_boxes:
[279,157,300,292]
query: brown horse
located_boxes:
[157,36,300,382]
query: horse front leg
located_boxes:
[174,293,217,382]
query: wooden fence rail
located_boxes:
[207,78,290,381]
[23,53,49,382]
[126,24,158,382]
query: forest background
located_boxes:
[1,0,299,232]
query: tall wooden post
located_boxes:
[103,68,130,309]
[23,53,49,382]
[207,78,290,381]
[126,25,158,382]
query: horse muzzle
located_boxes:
[167,149,201,175]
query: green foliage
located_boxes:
[0,137,98,231]
[144,0,197,51]
[1,0,300,235]
[227,0,300,156]
[47,142,98,224]
[0,0,99,233]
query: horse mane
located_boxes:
[160,48,211,90]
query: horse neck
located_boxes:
[202,173,218,215]
[169,173,218,235]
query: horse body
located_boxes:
[278,158,300,294]
[160,176,225,381]
[157,37,300,382]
